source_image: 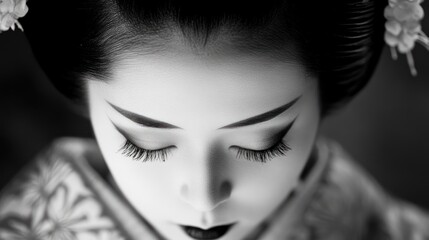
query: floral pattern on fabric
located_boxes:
[288,142,429,240]
[0,146,125,240]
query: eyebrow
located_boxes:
[107,95,301,130]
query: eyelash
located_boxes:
[119,138,291,163]
[232,141,291,163]
[119,139,173,162]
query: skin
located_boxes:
[87,49,321,240]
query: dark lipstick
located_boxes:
[181,223,235,240]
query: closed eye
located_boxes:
[115,117,297,163]
[118,139,175,162]
[230,140,291,163]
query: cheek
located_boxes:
[88,88,178,218]
[232,105,320,220]
[236,91,320,218]
[227,160,301,221]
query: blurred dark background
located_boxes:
[1,7,429,209]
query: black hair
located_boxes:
[21,0,386,116]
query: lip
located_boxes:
[180,223,236,240]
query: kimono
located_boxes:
[0,137,428,240]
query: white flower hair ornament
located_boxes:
[0,0,28,33]
[385,0,429,76]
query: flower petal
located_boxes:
[31,201,47,228]
[47,186,68,220]
[0,14,16,31]
[385,31,399,47]
[386,20,402,36]
[393,2,424,21]
[14,0,28,17]
[0,0,14,13]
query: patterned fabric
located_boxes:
[0,137,428,240]
[0,142,125,240]
[286,141,429,240]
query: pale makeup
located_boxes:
[87,51,321,240]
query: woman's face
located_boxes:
[87,51,320,240]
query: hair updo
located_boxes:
[21,0,386,116]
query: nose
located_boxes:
[179,150,232,212]
[180,180,232,212]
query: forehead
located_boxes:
[90,53,313,129]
